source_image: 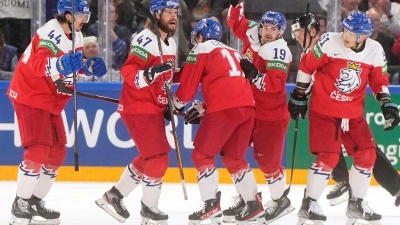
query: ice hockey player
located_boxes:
[95,0,179,225]
[224,0,295,223]
[289,11,399,225]
[171,18,265,225]
[7,0,106,224]
[293,12,400,209]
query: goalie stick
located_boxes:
[282,2,310,198]
[133,0,188,200]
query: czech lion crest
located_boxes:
[335,62,361,94]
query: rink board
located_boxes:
[0,81,399,183]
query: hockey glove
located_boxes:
[144,63,172,85]
[184,100,205,124]
[381,102,400,131]
[83,57,107,77]
[288,88,308,120]
[164,94,186,121]
[240,58,260,84]
[56,52,83,76]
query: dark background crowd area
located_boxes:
[2,0,400,84]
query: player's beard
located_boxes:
[158,18,177,37]
[261,34,274,44]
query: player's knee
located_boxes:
[144,153,169,178]
[262,167,284,180]
[192,149,215,169]
[316,152,340,169]
[23,144,51,164]
[258,161,282,175]
[46,144,66,167]
[221,156,248,174]
[132,156,146,174]
[352,148,376,168]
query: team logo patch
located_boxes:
[130,46,149,61]
[242,49,253,62]
[38,39,60,56]
[267,60,288,72]
[248,20,258,28]
[336,62,361,94]
[312,43,322,60]
[186,54,197,64]
[382,63,387,74]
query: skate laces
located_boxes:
[308,200,323,215]
[360,200,375,216]
[149,207,166,215]
[38,200,56,213]
[330,181,344,193]
[264,200,278,214]
[229,195,243,209]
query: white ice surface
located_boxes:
[0,182,398,225]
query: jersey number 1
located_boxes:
[220,49,243,77]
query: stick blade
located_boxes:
[133,1,156,24]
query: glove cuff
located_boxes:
[292,88,307,100]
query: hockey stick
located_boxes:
[283,3,309,198]
[71,0,79,171]
[133,1,188,200]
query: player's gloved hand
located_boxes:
[229,0,242,7]
[381,102,400,131]
[83,57,107,77]
[240,59,260,84]
[56,52,83,76]
[144,63,172,85]
[164,94,186,121]
[184,100,205,124]
[288,88,308,120]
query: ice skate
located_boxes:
[346,197,381,225]
[326,180,350,206]
[264,195,295,223]
[235,193,266,225]
[95,186,130,223]
[394,189,400,207]
[297,196,326,225]
[140,201,168,225]
[188,191,222,225]
[222,195,246,223]
[28,196,60,225]
[9,197,33,225]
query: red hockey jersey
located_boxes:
[176,40,254,113]
[118,29,176,114]
[297,32,390,118]
[227,3,261,63]
[253,39,292,121]
[7,19,85,115]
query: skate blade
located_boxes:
[297,218,325,225]
[95,197,127,223]
[9,216,30,225]
[236,213,266,225]
[222,215,235,223]
[329,191,349,206]
[29,217,60,225]
[346,218,381,225]
[188,217,222,225]
[141,217,168,225]
[265,205,295,223]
